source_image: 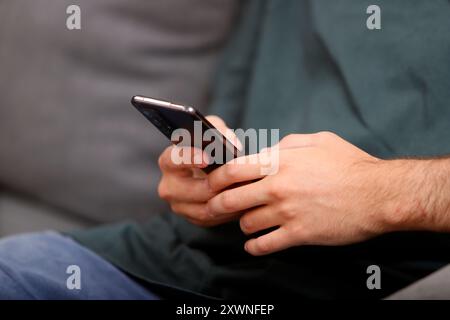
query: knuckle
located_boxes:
[158,154,165,169]
[220,191,236,211]
[159,147,175,169]
[223,163,239,180]
[278,203,296,220]
[315,131,337,142]
[267,181,287,200]
[207,177,218,193]
[267,183,280,199]
[240,216,252,234]
[158,150,170,169]
[280,134,297,145]
[157,180,171,201]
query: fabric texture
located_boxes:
[0,193,93,237]
[70,0,450,299]
[0,0,238,224]
[388,265,450,300]
[0,232,159,299]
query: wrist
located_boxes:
[378,159,446,232]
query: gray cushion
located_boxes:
[387,264,450,300]
[0,0,238,223]
[0,192,94,237]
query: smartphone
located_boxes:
[131,95,240,173]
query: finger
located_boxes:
[159,146,208,174]
[207,154,268,192]
[277,134,316,150]
[170,202,210,221]
[208,179,271,217]
[192,168,208,179]
[206,115,227,130]
[244,227,293,256]
[186,212,242,228]
[240,206,283,235]
[160,175,214,202]
[206,115,243,151]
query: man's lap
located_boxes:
[70,215,450,299]
[0,231,159,299]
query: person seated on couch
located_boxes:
[1,0,450,299]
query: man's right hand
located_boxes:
[157,116,242,227]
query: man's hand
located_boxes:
[207,131,441,256]
[157,115,242,227]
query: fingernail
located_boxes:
[240,219,249,232]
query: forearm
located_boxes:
[381,158,450,232]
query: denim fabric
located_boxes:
[0,232,159,300]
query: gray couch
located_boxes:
[0,0,238,235]
[0,0,448,300]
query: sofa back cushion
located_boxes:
[0,0,238,222]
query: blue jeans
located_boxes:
[0,232,159,299]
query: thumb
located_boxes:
[206,115,243,151]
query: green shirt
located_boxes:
[71,0,450,299]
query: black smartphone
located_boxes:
[131,95,240,173]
